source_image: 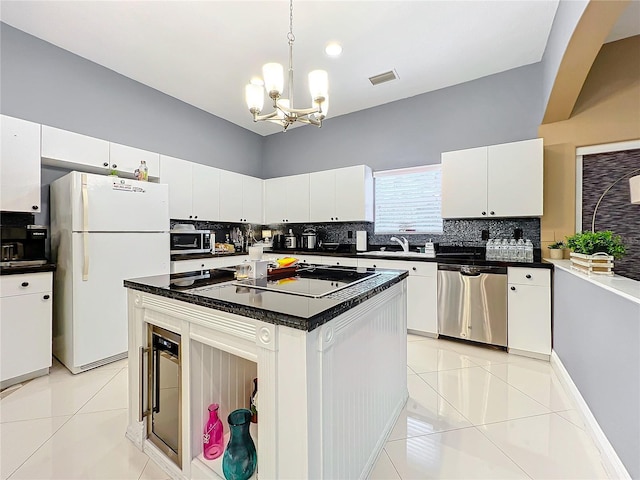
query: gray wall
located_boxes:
[0,23,263,177]
[262,62,544,178]
[553,268,640,478]
[540,0,588,114]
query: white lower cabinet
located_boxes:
[171,255,249,274]
[320,256,358,267]
[0,272,53,387]
[357,258,437,336]
[507,267,551,358]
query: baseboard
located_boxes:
[550,351,631,480]
[407,329,438,339]
[508,347,549,362]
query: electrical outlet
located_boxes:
[347,231,353,239]
[481,229,489,240]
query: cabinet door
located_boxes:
[264,177,288,224]
[1,292,52,382]
[192,164,220,221]
[309,170,336,221]
[160,155,193,220]
[488,138,543,217]
[41,125,110,170]
[219,171,244,222]
[335,165,373,222]
[407,276,437,334]
[109,142,160,179]
[242,176,264,224]
[286,174,310,223]
[0,115,41,213]
[508,284,551,356]
[319,256,358,267]
[441,147,488,218]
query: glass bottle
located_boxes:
[222,409,257,480]
[516,238,525,262]
[203,403,225,460]
[525,239,534,262]
[500,239,509,261]
[135,160,148,181]
[508,239,517,261]
[249,378,258,423]
[485,239,493,260]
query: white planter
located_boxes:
[570,252,614,276]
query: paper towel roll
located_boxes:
[356,231,367,251]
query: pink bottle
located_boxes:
[203,403,224,460]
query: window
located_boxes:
[374,165,443,234]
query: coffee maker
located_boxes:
[1,225,48,265]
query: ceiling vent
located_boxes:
[369,69,399,86]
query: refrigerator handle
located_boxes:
[81,174,90,281]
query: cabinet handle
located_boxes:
[373,264,377,268]
[112,164,117,169]
[510,286,516,291]
[138,347,150,422]
[490,211,495,215]
[194,215,198,219]
[32,205,39,210]
[337,262,340,265]
[43,294,50,300]
[21,282,29,287]
[526,274,532,279]
[201,264,205,268]
[189,215,193,219]
[331,217,334,221]
[103,162,109,167]
[481,211,486,216]
[412,267,417,271]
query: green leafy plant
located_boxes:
[108,169,118,176]
[548,241,564,249]
[565,231,626,259]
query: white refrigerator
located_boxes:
[50,172,169,373]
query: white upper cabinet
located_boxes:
[160,155,193,220]
[219,171,244,222]
[441,147,488,218]
[264,174,309,224]
[0,115,41,213]
[42,125,160,179]
[160,155,221,221]
[219,170,263,224]
[109,142,160,179]
[192,163,220,221]
[242,175,264,224]
[41,125,110,171]
[441,138,543,219]
[487,139,543,217]
[309,165,373,222]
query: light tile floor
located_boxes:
[0,336,609,479]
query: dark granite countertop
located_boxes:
[265,249,553,269]
[125,265,408,332]
[0,263,57,275]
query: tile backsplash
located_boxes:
[264,218,541,249]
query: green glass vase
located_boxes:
[222,409,257,480]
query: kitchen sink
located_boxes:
[357,251,434,258]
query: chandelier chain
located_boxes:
[287,0,295,43]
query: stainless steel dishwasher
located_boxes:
[437,264,507,347]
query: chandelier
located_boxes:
[244,0,329,131]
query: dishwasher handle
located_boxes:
[438,263,507,275]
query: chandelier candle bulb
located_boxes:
[309,70,329,101]
[245,84,264,113]
[263,63,284,97]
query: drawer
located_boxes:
[357,258,436,277]
[507,267,550,287]
[171,256,249,274]
[320,256,358,267]
[0,272,53,297]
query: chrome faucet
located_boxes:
[390,236,409,252]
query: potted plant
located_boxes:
[565,231,625,275]
[547,241,565,260]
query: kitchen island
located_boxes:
[124,264,408,479]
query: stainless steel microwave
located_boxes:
[170,228,213,254]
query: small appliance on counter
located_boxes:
[170,224,213,255]
[284,229,298,250]
[301,228,317,251]
[356,231,367,252]
[0,224,48,266]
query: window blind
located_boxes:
[374,165,443,234]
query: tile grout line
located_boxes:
[472,424,535,480]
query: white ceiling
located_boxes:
[0,1,633,137]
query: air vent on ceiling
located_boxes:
[369,69,399,86]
